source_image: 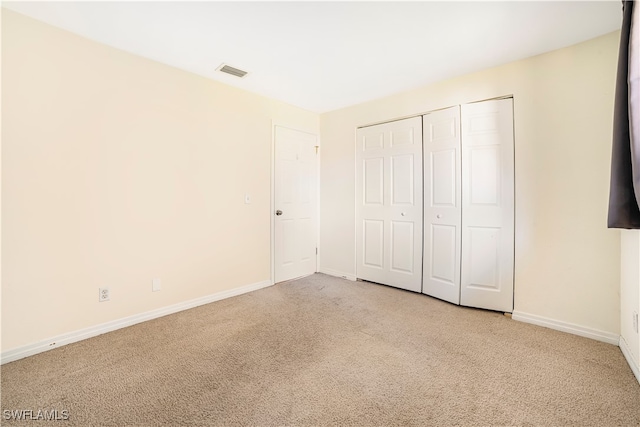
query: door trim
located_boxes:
[270,122,320,285]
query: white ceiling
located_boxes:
[3,1,623,113]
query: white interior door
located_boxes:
[460,98,515,312]
[274,126,317,283]
[423,106,462,304]
[356,117,423,292]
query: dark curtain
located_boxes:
[608,0,640,228]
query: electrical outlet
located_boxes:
[152,278,161,292]
[633,311,638,334]
[244,193,251,204]
[99,287,110,302]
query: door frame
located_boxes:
[352,95,515,309]
[270,122,321,285]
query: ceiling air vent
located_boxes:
[217,64,248,78]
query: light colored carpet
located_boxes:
[1,273,639,426]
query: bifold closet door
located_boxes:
[356,117,423,292]
[423,106,462,304]
[460,98,515,312]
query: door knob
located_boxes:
[436,214,442,218]
[276,210,283,216]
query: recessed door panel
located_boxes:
[390,128,415,147]
[431,224,457,284]
[391,154,414,205]
[423,106,461,304]
[281,219,295,266]
[364,158,384,205]
[467,227,500,290]
[299,166,312,205]
[281,157,297,205]
[364,133,384,150]
[431,149,456,207]
[469,113,500,134]
[356,117,422,293]
[391,221,414,273]
[363,220,384,269]
[430,117,457,142]
[299,218,314,263]
[470,147,500,205]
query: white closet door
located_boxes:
[460,98,515,312]
[356,117,423,292]
[423,106,462,304]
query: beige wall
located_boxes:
[1,10,318,352]
[1,9,624,354]
[320,32,621,335]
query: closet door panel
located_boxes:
[430,224,457,284]
[460,98,514,312]
[423,106,462,304]
[356,117,423,292]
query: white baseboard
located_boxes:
[318,268,357,281]
[512,310,619,345]
[619,336,640,385]
[1,279,273,365]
